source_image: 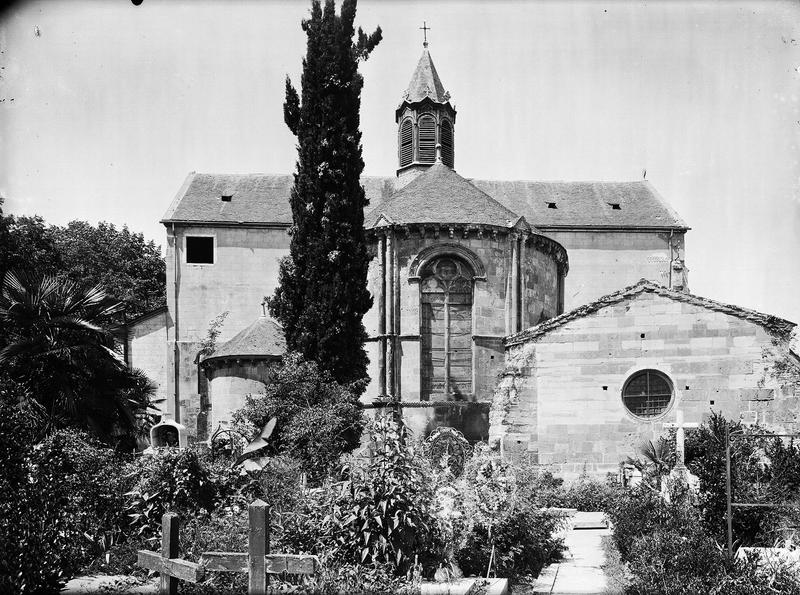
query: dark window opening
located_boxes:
[609,202,621,210]
[186,236,214,264]
[622,369,673,419]
[547,202,557,209]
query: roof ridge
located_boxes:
[505,279,796,347]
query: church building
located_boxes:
[124,43,799,474]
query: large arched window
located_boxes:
[418,115,436,163]
[399,119,413,167]
[440,119,454,167]
[622,369,674,419]
[420,256,474,400]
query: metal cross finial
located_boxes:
[420,21,430,47]
[260,297,267,317]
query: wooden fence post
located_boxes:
[160,513,180,595]
[248,499,270,595]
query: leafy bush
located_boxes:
[124,446,216,543]
[319,417,439,574]
[0,410,131,594]
[684,412,788,546]
[453,447,564,579]
[531,469,622,511]
[232,353,365,481]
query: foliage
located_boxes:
[453,448,564,579]
[0,208,165,322]
[0,412,131,594]
[232,353,365,481]
[625,435,676,488]
[684,412,782,545]
[124,447,216,544]
[532,469,622,512]
[320,417,439,574]
[268,0,381,385]
[197,310,229,360]
[0,271,156,446]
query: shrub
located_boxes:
[531,469,622,511]
[232,353,365,481]
[319,417,439,574]
[0,412,130,594]
[604,485,677,562]
[124,446,216,543]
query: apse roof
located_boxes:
[162,173,687,230]
[203,316,285,362]
[505,279,797,347]
[364,161,526,230]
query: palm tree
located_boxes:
[0,271,155,446]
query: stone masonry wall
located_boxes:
[543,230,686,311]
[165,224,289,433]
[493,291,800,479]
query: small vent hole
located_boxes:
[609,202,621,210]
[710,400,715,405]
[221,194,232,202]
[602,386,608,391]
[640,333,645,339]
[547,202,557,209]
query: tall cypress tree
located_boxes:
[269,0,381,386]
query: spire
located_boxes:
[401,48,451,105]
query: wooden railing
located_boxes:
[137,499,319,595]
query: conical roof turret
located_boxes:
[403,48,450,105]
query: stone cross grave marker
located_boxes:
[663,408,699,471]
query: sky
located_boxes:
[1,0,799,323]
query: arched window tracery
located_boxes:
[420,256,474,400]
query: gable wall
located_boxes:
[492,291,800,479]
[543,230,686,311]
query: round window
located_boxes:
[622,370,674,419]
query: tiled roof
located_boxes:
[204,316,285,361]
[505,279,796,347]
[162,173,396,226]
[401,48,450,105]
[365,161,525,230]
[471,179,687,229]
[162,173,686,230]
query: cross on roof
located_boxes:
[420,21,430,47]
[260,297,267,317]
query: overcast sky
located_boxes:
[1,0,799,323]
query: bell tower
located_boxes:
[396,31,456,186]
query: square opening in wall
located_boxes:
[547,202,557,209]
[186,236,214,264]
[608,203,621,210]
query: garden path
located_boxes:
[531,512,612,595]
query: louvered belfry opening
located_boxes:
[418,115,437,163]
[440,119,454,167]
[399,119,413,167]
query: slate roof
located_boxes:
[162,173,396,226]
[203,316,285,361]
[471,179,687,229]
[162,172,687,230]
[364,161,526,230]
[505,279,797,347]
[401,48,450,105]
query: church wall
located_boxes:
[165,223,290,436]
[125,309,169,415]
[493,291,799,480]
[542,230,686,311]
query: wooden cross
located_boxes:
[420,21,430,47]
[137,513,205,595]
[663,408,700,470]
